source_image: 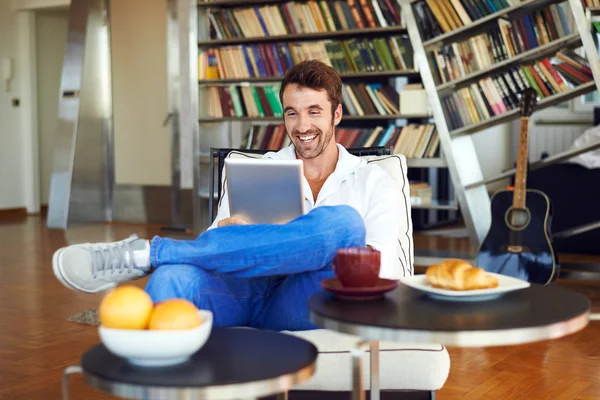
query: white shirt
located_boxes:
[210,144,409,279]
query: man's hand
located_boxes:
[217,216,250,227]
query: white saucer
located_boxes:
[399,273,530,302]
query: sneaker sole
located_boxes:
[52,247,114,294]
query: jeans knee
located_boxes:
[340,206,366,247]
[310,205,366,247]
[145,264,207,302]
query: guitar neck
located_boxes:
[513,117,529,210]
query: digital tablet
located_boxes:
[224,158,306,224]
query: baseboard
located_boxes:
[28,205,48,217]
[0,207,27,221]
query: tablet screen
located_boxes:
[225,158,306,224]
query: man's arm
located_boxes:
[363,171,413,279]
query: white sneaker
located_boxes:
[52,234,152,293]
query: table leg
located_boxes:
[62,365,83,400]
[351,343,367,400]
[275,392,288,400]
[370,341,380,400]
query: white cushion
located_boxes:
[362,154,414,276]
[283,330,450,392]
[227,151,262,160]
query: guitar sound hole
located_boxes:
[505,207,531,231]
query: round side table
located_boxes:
[309,284,590,346]
[63,327,318,400]
[309,283,590,400]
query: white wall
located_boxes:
[0,1,26,210]
[472,124,512,193]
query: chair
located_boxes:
[208,146,393,224]
[207,146,451,399]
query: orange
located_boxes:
[148,299,202,330]
[99,285,154,330]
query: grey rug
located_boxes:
[67,308,100,326]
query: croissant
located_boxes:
[425,259,499,291]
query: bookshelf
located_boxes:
[197,26,408,46]
[197,0,287,6]
[198,115,432,122]
[435,33,583,92]
[411,199,458,210]
[450,81,598,136]
[420,0,568,47]
[402,0,600,255]
[198,70,420,85]
[193,0,455,232]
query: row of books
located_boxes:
[440,51,595,131]
[430,3,571,85]
[413,0,524,41]
[339,124,440,158]
[494,4,571,54]
[202,84,283,118]
[410,182,433,205]
[207,0,402,40]
[240,123,441,159]
[241,124,291,151]
[342,83,400,116]
[338,124,439,157]
[200,83,402,118]
[583,0,600,6]
[198,36,414,80]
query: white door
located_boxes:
[36,9,69,208]
[110,0,171,186]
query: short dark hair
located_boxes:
[279,60,342,118]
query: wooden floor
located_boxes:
[2,215,600,399]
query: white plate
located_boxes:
[99,310,213,367]
[399,273,530,301]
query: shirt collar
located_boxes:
[334,144,364,178]
[280,144,366,204]
[267,143,364,176]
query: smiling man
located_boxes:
[52,60,410,331]
[280,65,341,203]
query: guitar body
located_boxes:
[476,188,559,285]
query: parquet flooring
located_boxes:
[1,216,600,399]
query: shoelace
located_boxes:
[91,240,135,278]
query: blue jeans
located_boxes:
[144,205,366,331]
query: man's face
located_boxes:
[282,84,341,160]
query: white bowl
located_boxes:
[98,310,213,367]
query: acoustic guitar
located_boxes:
[476,88,559,285]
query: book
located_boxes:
[437,51,594,131]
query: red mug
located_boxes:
[332,248,381,288]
